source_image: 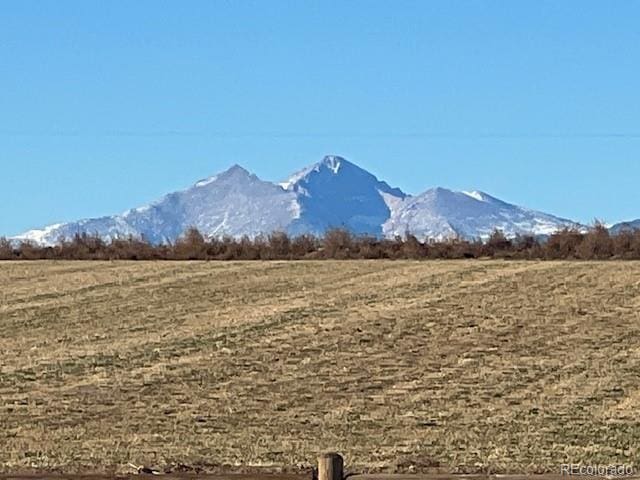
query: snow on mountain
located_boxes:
[12,155,583,245]
[15,164,299,245]
[282,155,407,236]
[14,223,66,245]
[121,164,300,242]
[383,187,580,240]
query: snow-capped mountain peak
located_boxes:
[280,155,408,237]
[194,164,251,187]
[219,163,251,177]
[321,154,344,173]
[280,155,350,190]
[383,186,580,240]
[12,156,584,245]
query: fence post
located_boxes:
[318,452,343,480]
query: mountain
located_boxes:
[282,155,407,236]
[610,219,640,235]
[383,188,581,241]
[13,155,581,245]
[16,165,299,245]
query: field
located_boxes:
[1,260,640,474]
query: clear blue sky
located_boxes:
[2,0,639,236]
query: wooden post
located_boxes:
[318,452,343,480]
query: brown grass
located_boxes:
[1,261,639,474]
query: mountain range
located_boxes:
[14,155,630,245]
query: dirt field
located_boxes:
[1,261,640,474]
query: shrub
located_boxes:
[323,229,353,259]
[291,234,319,258]
[266,231,291,259]
[109,235,158,260]
[174,227,207,260]
[545,228,583,259]
[401,234,426,259]
[5,224,640,261]
[483,230,512,257]
[576,223,614,260]
[0,237,14,260]
[16,241,42,260]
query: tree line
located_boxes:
[2,224,640,260]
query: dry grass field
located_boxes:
[1,260,640,474]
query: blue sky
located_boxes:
[2,0,639,236]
